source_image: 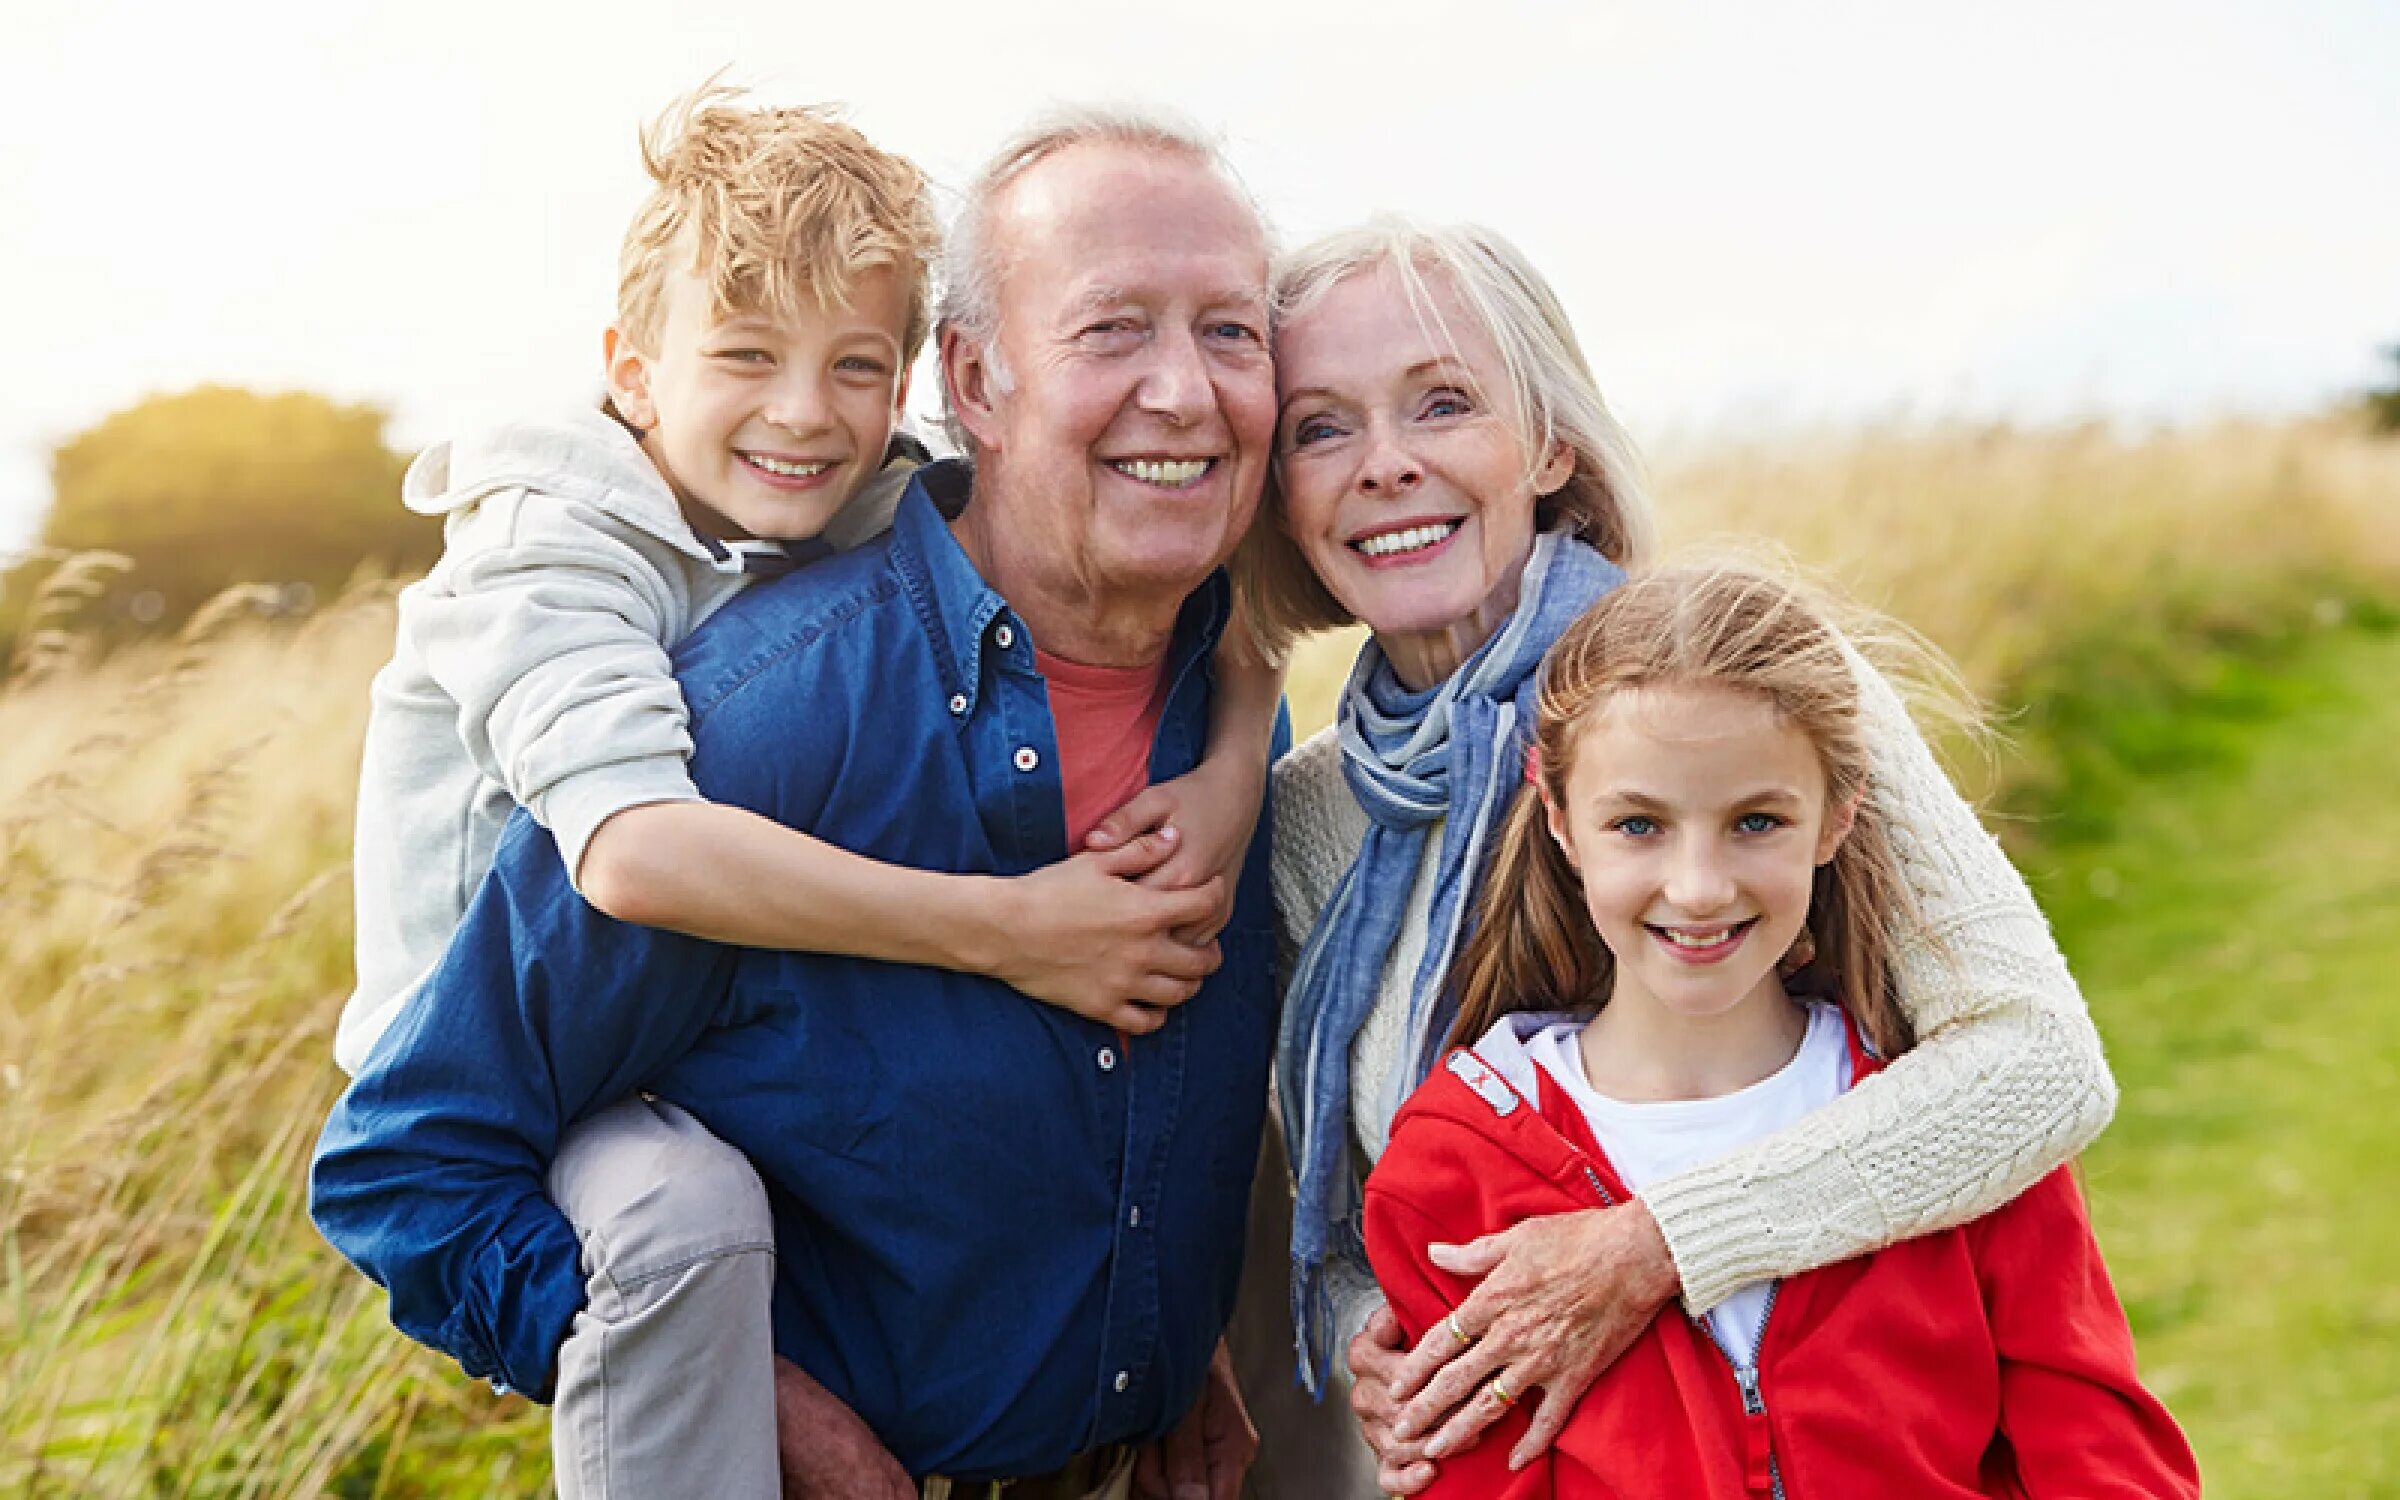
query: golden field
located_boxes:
[3,414,2396,1496]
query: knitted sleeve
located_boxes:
[1638,652,2119,1313]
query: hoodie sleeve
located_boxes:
[1638,648,2118,1313]
[412,489,711,883]
[1975,1168,2200,1497]
[1363,1122,1549,1500]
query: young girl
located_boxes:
[1362,565,2198,1499]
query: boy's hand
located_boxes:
[773,1356,913,1500]
[979,834,1225,1034]
[1085,751,1269,945]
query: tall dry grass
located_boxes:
[1289,416,2400,836]
[0,414,2393,1494]
[0,575,543,1497]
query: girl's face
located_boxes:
[1272,262,1573,688]
[1544,682,1856,1025]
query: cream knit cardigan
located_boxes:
[1268,652,2118,1328]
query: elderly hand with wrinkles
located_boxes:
[1349,1200,1680,1493]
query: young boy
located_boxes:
[335,88,1278,1497]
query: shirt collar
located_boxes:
[887,460,1231,717]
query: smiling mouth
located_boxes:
[741,453,835,480]
[1351,520,1460,559]
[1646,919,1758,960]
[1109,458,1216,488]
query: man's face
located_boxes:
[952,143,1274,605]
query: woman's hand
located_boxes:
[1348,1304,1440,1496]
[977,833,1224,1033]
[1392,1201,1680,1470]
[1085,751,1269,944]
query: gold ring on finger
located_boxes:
[1446,1312,1473,1347]
[1490,1378,1516,1407]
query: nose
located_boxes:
[1137,327,1215,427]
[762,368,834,435]
[1357,417,1422,497]
[1662,834,1738,916]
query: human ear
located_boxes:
[1540,779,1580,874]
[891,362,915,419]
[1815,788,1863,866]
[940,326,1005,453]
[603,326,658,431]
[1533,436,1576,498]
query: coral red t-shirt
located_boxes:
[1036,646,1169,847]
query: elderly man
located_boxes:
[313,111,1280,1500]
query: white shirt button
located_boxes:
[1128,1206,1142,1228]
[1097,1046,1117,1071]
[993,623,1016,649]
[1114,1370,1131,1394]
[947,693,968,716]
[1013,746,1039,773]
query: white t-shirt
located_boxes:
[1526,1002,1854,1365]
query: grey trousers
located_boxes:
[547,1094,780,1500]
[1229,1117,1383,1500]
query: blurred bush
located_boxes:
[0,387,437,668]
[2368,343,2400,434]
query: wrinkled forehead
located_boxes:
[989,142,1269,311]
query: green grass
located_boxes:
[2035,620,2400,1496]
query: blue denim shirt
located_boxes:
[311,463,1280,1481]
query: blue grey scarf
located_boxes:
[1279,533,1624,1394]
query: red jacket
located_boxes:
[1363,1021,2198,1500]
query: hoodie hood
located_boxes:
[1380,1011,1630,1212]
[401,407,716,562]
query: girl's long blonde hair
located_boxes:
[1448,563,1936,1059]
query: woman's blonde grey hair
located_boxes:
[1237,218,1655,657]
[935,104,1267,455]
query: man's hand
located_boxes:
[1391,1201,1678,1472]
[1132,1340,1256,1500]
[773,1355,914,1500]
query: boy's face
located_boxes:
[607,261,912,541]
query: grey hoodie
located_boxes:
[335,407,912,1074]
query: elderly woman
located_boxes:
[1229,221,2116,1497]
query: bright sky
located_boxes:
[5,0,2396,554]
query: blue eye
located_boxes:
[1287,415,1344,448]
[1611,815,1659,838]
[714,348,772,365]
[1207,320,1263,344]
[1735,812,1784,834]
[1422,387,1473,419]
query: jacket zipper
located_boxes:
[1707,1287,1784,1499]
[1575,1163,1784,1496]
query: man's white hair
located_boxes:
[936,104,1269,454]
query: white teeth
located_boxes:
[1354,522,1459,558]
[1662,927,1738,949]
[747,454,831,478]
[1112,458,1212,487]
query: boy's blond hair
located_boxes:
[618,83,941,361]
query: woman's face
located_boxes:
[1273,262,1571,685]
